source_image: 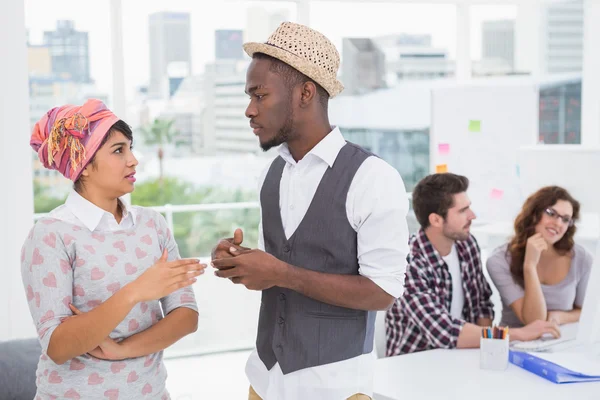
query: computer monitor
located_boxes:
[577,238,600,346]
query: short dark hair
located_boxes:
[73,120,133,193]
[253,52,329,110]
[412,173,470,229]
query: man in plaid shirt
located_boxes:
[386,173,560,356]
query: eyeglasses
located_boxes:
[544,208,574,227]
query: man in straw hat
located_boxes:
[211,22,410,400]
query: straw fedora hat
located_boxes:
[243,22,344,98]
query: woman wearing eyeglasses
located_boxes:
[486,186,592,328]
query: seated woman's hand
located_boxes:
[511,319,561,342]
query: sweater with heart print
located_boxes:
[21,205,198,400]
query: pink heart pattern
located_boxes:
[69,359,85,371]
[88,372,104,385]
[84,245,96,254]
[146,219,156,228]
[105,255,118,267]
[32,248,44,266]
[141,383,153,395]
[125,263,137,275]
[144,355,153,367]
[63,234,76,246]
[128,319,140,332]
[43,233,56,248]
[180,293,195,303]
[91,267,105,280]
[26,285,34,301]
[43,272,57,288]
[113,241,126,252]
[40,310,55,324]
[75,258,86,268]
[135,247,147,259]
[60,259,71,274]
[64,389,81,399]
[62,296,72,309]
[74,285,85,297]
[140,235,152,245]
[87,300,102,308]
[72,225,82,231]
[92,233,105,242]
[127,371,139,383]
[107,282,121,294]
[35,292,41,308]
[48,370,62,384]
[110,362,126,374]
[104,389,119,400]
[140,302,148,313]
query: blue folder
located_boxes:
[509,350,600,384]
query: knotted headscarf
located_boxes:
[30,99,120,181]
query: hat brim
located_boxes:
[243,42,344,98]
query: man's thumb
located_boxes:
[233,228,244,246]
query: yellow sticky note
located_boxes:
[468,120,481,132]
[436,164,448,173]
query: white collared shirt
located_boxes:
[246,127,410,400]
[49,190,136,232]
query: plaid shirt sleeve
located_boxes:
[470,236,495,321]
[399,255,466,349]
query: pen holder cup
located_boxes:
[480,335,509,371]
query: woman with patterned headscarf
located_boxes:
[22,99,206,399]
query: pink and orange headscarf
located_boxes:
[30,99,120,181]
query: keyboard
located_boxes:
[510,322,579,352]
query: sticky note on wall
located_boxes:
[490,188,504,200]
[438,143,450,155]
[436,164,448,173]
[468,120,481,132]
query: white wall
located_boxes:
[0,0,36,341]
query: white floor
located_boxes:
[164,349,253,399]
